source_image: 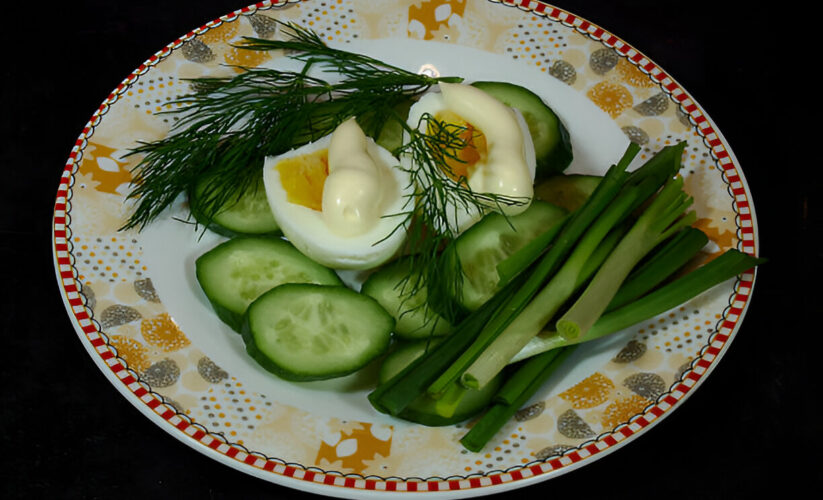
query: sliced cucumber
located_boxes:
[452,200,567,311]
[364,97,414,155]
[361,257,452,340]
[242,283,393,381]
[189,174,280,237]
[377,339,502,426]
[195,237,342,332]
[535,174,602,213]
[471,80,573,180]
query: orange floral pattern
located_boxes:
[225,46,272,71]
[601,394,652,429]
[109,334,151,372]
[616,57,657,88]
[140,313,191,352]
[80,142,132,195]
[197,22,239,45]
[409,0,467,40]
[587,81,634,118]
[559,372,616,409]
[694,217,737,256]
[315,422,392,472]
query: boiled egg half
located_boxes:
[263,118,412,270]
[402,82,536,233]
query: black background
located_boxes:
[2,1,815,498]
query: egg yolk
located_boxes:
[276,149,329,211]
[432,110,488,181]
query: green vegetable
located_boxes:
[494,213,570,285]
[607,226,708,310]
[460,346,575,452]
[365,97,415,155]
[242,283,393,381]
[189,172,279,237]
[510,248,765,363]
[122,21,462,233]
[367,273,527,417]
[462,247,764,451]
[535,174,602,212]
[195,237,342,332]
[424,143,642,397]
[471,80,573,179]
[376,339,502,426]
[448,200,567,312]
[461,183,642,389]
[361,257,452,340]
[492,348,563,406]
[555,176,697,341]
[583,249,765,340]
[458,143,692,388]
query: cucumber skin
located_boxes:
[361,257,452,340]
[471,81,573,180]
[189,207,282,238]
[195,237,342,332]
[448,200,568,312]
[201,287,248,334]
[188,179,281,238]
[241,284,394,382]
[535,174,602,213]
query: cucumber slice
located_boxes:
[195,237,342,332]
[189,174,280,237]
[242,283,393,381]
[535,174,602,213]
[453,200,567,311]
[367,98,414,155]
[377,339,502,426]
[361,257,452,340]
[471,81,573,180]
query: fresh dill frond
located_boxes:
[391,112,531,323]
[121,20,528,327]
[238,22,462,86]
[124,68,323,231]
[121,21,455,232]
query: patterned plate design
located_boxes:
[52,1,759,497]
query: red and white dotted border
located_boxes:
[52,0,759,495]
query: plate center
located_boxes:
[139,37,628,422]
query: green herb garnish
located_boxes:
[392,112,530,323]
[121,22,527,323]
[121,21,461,233]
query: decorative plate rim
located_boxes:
[51,0,760,496]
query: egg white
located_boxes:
[402,88,537,234]
[263,134,412,270]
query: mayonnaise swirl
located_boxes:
[322,118,390,237]
[438,82,534,215]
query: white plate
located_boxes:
[52,1,760,497]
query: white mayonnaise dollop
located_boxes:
[437,82,534,213]
[322,118,390,237]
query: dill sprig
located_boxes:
[239,23,454,84]
[124,68,323,231]
[121,21,457,232]
[392,113,531,323]
[121,20,528,326]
